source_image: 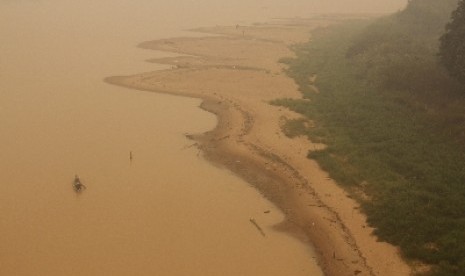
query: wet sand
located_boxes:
[107,18,413,276]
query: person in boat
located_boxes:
[73,175,86,191]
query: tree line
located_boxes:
[274,0,465,274]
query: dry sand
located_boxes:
[106,18,412,276]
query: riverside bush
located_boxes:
[274,1,465,274]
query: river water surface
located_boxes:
[0,1,328,275]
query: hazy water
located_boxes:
[0,1,407,275]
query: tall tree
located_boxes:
[440,0,465,84]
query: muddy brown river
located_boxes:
[0,1,326,275]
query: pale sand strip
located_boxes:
[106,18,412,276]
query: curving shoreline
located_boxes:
[106,17,412,276]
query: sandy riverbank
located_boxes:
[106,17,412,276]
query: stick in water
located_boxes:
[249,218,266,237]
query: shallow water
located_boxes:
[0,1,326,275]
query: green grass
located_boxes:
[273,2,465,274]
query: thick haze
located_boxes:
[1,0,408,20]
[197,0,409,15]
[0,0,408,275]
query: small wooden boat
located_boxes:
[73,175,86,192]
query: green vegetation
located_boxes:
[274,1,465,274]
[440,0,465,85]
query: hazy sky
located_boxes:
[185,0,409,16]
[0,0,409,14]
[303,0,408,12]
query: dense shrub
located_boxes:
[440,0,465,85]
[275,0,465,274]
